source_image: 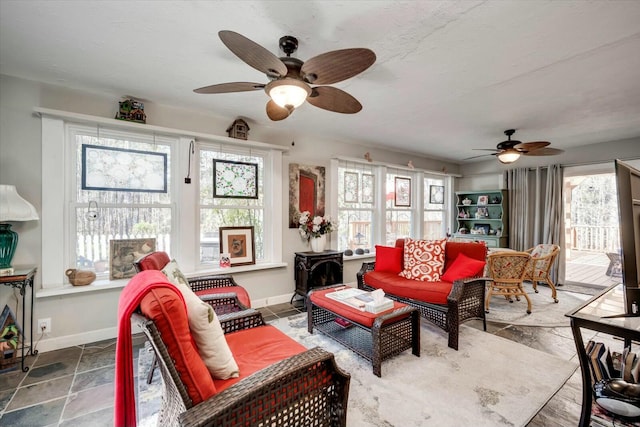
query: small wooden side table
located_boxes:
[0,266,38,372]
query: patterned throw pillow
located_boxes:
[399,238,447,281]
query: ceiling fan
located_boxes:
[193,30,376,121]
[465,129,565,164]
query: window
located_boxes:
[335,160,452,251]
[198,146,265,265]
[40,111,284,289]
[336,162,375,251]
[69,125,175,278]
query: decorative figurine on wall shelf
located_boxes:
[227,118,250,140]
[115,98,146,123]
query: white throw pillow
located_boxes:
[161,259,239,379]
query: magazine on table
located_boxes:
[326,287,393,312]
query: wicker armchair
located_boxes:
[485,251,532,314]
[133,309,351,427]
[523,244,560,303]
[134,251,251,314]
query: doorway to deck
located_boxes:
[563,171,621,287]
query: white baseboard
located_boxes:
[34,326,118,353]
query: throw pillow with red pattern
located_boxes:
[399,238,447,281]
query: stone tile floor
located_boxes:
[0,287,628,426]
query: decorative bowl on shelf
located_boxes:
[462,198,472,205]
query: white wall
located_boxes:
[0,74,461,351]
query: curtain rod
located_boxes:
[333,155,462,177]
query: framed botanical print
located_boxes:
[394,177,411,207]
[429,185,445,204]
[213,159,259,199]
[219,226,255,266]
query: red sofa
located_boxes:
[357,239,488,350]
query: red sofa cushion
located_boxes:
[441,253,486,283]
[215,325,307,391]
[374,245,403,273]
[140,288,217,404]
[364,271,453,305]
[310,287,407,327]
[195,286,252,308]
[443,241,487,269]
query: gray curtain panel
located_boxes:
[505,164,564,284]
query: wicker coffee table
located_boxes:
[307,286,420,377]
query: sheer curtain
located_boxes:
[505,164,564,283]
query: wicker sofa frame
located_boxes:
[357,263,487,350]
[133,308,351,427]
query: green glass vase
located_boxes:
[0,223,18,269]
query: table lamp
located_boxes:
[0,185,39,272]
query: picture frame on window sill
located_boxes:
[219,226,255,266]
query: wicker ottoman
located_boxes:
[307,286,420,377]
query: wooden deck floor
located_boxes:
[564,249,621,288]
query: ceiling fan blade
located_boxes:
[218,30,287,77]
[523,147,565,156]
[301,48,376,85]
[307,86,362,114]
[266,100,291,121]
[514,141,550,152]
[193,82,265,94]
[463,153,496,161]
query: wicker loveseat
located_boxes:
[357,239,488,350]
[117,270,350,427]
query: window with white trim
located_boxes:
[336,161,376,251]
[68,125,175,279]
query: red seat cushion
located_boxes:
[374,245,404,273]
[214,325,306,391]
[139,288,217,404]
[364,271,453,305]
[196,286,251,308]
[310,287,406,327]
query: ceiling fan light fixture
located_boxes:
[497,149,521,164]
[266,79,311,109]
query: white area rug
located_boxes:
[274,313,578,427]
[485,287,592,327]
[137,313,578,427]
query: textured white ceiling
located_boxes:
[1,0,639,163]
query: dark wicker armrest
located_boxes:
[218,309,265,334]
[198,292,248,314]
[447,277,488,304]
[356,262,376,289]
[188,274,242,293]
[179,346,350,427]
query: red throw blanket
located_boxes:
[114,270,185,427]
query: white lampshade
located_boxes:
[497,149,521,164]
[266,79,311,109]
[0,185,39,222]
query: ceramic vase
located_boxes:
[309,234,327,253]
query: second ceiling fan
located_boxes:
[194,30,376,121]
[465,129,565,164]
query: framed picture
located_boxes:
[429,185,445,204]
[82,144,167,193]
[109,238,156,280]
[344,172,359,203]
[477,195,489,205]
[474,224,491,235]
[361,173,374,204]
[219,226,255,266]
[477,207,489,218]
[394,177,411,207]
[213,159,258,199]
